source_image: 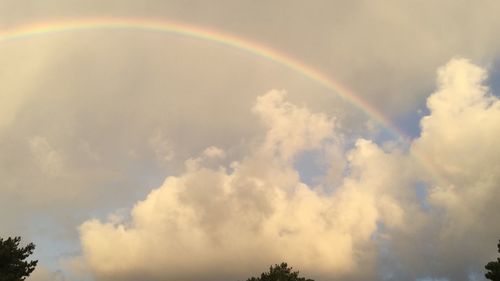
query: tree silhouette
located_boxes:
[0,237,38,281]
[484,238,500,281]
[245,262,314,281]
[486,240,500,281]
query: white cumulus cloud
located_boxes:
[73,58,500,281]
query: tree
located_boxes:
[0,237,38,281]
[245,262,314,281]
[486,240,500,281]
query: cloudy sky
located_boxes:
[1,1,500,281]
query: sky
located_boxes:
[0,1,499,281]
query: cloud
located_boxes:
[77,90,415,281]
[406,58,500,280]
[202,146,225,159]
[252,90,335,161]
[413,58,500,183]
[29,136,65,177]
[148,129,175,164]
[76,59,500,281]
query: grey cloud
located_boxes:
[3,0,500,117]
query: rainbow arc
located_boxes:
[0,18,443,182]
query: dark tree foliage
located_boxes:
[486,240,500,281]
[0,237,38,281]
[245,262,314,281]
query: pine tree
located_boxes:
[485,240,500,281]
[0,237,38,281]
[245,262,314,281]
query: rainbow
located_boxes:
[4,18,451,177]
[0,18,448,183]
[0,17,405,139]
